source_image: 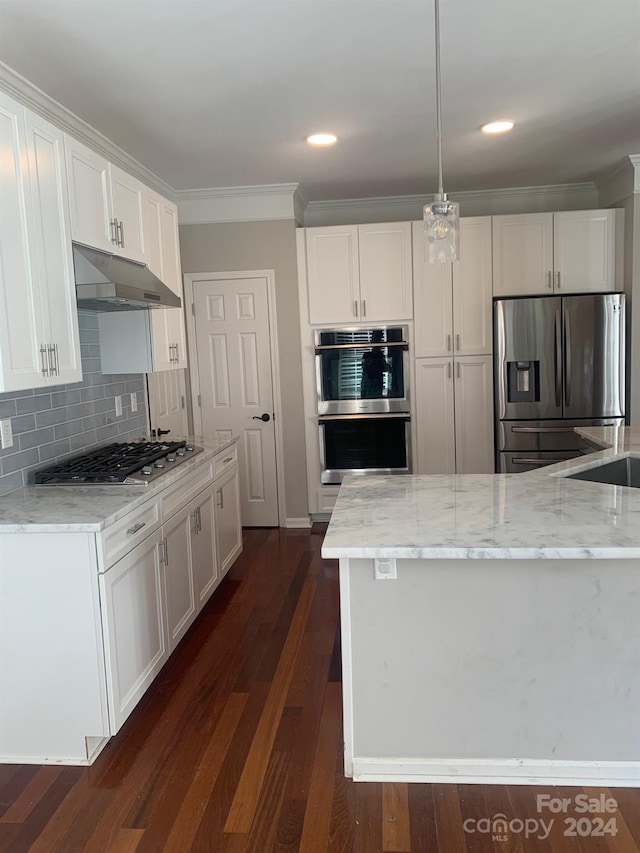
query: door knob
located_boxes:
[157,428,171,436]
[252,413,271,422]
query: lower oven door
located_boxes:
[319,414,411,484]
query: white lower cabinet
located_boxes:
[99,529,169,733]
[414,355,494,475]
[162,501,197,652]
[214,466,242,576]
[190,486,218,607]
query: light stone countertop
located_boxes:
[0,436,237,533]
[322,426,640,560]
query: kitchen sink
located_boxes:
[564,456,640,488]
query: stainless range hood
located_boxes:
[73,244,181,311]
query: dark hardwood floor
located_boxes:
[1,525,640,852]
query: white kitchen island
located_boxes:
[322,427,640,787]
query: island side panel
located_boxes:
[343,557,640,785]
[0,532,110,763]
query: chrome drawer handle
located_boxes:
[127,521,146,535]
[222,456,233,464]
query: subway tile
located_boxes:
[78,310,99,330]
[38,438,71,462]
[79,328,99,345]
[0,447,40,475]
[80,386,105,402]
[67,402,94,421]
[0,470,24,496]
[16,394,53,415]
[96,423,119,443]
[89,344,101,358]
[51,390,82,407]
[93,397,116,415]
[82,358,102,375]
[69,430,97,452]
[11,414,37,434]
[0,388,33,402]
[19,427,54,450]
[82,413,107,431]
[104,382,126,397]
[0,400,17,418]
[36,407,69,428]
[89,372,107,386]
[54,420,85,440]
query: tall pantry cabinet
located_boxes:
[413,217,494,475]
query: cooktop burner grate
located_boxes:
[35,440,192,484]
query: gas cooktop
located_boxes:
[35,440,204,486]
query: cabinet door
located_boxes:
[64,135,114,253]
[453,217,493,356]
[109,164,146,263]
[24,111,82,384]
[0,91,47,392]
[190,487,218,610]
[454,355,494,474]
[99,530,168,733]
[358,222,412,321]
[414,358,456,474]
[161,199,187,367]
[162,506,196,651]
[412,222,453,357]
[553,210,617,293]
[214,467,242,577]
[492,214,553,297]
[306,226,359,324]
[145,189,173,372]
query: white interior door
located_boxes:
[191,276,279,527]
[147,369,188,438]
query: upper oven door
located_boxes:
[315,326,410,414]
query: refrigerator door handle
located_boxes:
[564,310,571,407]
[511,426,576,434]
[554,308,562,408]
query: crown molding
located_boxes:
[176,183,301,224]
[0,61,174,200]
[302,182,599,226]
[293,184,309,225]
[595,156,640,207]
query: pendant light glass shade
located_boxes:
[423,196,459,263]
[424,0,459,263]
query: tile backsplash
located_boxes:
[0,311,148,496]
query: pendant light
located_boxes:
[423,0,460,262]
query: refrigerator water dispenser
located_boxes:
[507,360,539,403]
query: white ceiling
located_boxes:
[1,0,639,200]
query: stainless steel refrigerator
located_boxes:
[494,294,625,472]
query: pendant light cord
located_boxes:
[434,0,444,198]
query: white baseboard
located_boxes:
[351,757,640,787]
[285,517,312,529]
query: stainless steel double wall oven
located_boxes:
[315,326,411,483]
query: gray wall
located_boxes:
[0,311,148,496]
[179,219,308,520]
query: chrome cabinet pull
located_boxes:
[40,345,49,377]
[353,300,358,317]
[110,218,118,244]
[547,270,553,289]
[222,456,233,464]
[217,489,224,509]
[557,271,561,289]
[447,334,452,352]
[127,521,146,535]
[196,506,202,533]
[456,361,461,379]
[362,299,366,318]
[190,512,198,535]
[169,344,174,364]
[117,220,124,247]
[158,536,168,565]
[455,333,460,351]
[54,343,59,376]
[447,361,452,379]
[174,343,179,363]
[47,344,56,377]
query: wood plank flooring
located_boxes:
[1,525,640,852]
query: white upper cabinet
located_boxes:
[493,210,621,296]
[65,136,146,263]
[553,210,618,293]
[413,218,492,358]
[306,226,359,324]
[0,92,81,392]
[305,222,412,324]
[99,192,186,374]
[64,135,113,253]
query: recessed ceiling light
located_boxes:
[306,133,337,146]
[481,120,515,135]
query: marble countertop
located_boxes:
[0,436,237,533]
[322,426,640,560]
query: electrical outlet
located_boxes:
[130,392,138,413]
[115,395,123,417]
[0,419,14,449]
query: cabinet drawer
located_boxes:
[162,460,213,520]
[317,488,339,514]
[213,445,238,479]
[100,498,161,570]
